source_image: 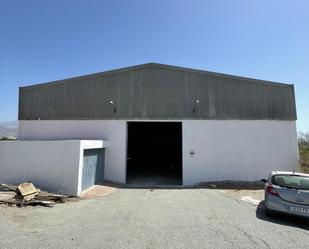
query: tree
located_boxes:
[298,132,309,146]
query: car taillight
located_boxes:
[267,186,280,197]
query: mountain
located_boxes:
[0,121,18,137]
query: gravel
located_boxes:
[0,188,308,249]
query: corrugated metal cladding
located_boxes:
[19,63,297,120]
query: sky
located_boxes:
[0,0,308,132]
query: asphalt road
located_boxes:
[0,188,308,249]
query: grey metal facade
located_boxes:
[18,63,297,120]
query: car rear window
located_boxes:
[272,175,309,190]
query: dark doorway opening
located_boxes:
[126,122,182,185]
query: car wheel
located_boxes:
[265,207,274,217]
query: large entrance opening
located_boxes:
[126,122,182,185]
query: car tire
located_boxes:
[265,207,275,217]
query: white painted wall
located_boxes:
[0,140,108,196]
[18,120,127,184]
[182,120,299,185]
[0,140,80,195]
[17,120,299,186]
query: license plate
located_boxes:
[289,206,309,214]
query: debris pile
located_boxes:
[0,182,68,207]
[197,180,265,190]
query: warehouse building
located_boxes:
[0,63,299,195]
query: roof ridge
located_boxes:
[21,62,292,89]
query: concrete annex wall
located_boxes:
[18,120,127,184]
[0,140,81,195]
[182,120,299,185]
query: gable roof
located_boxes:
[22,62,291,89]
[19,63,296,121]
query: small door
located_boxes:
[82,149,105,191]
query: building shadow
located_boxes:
[256,201,309,230]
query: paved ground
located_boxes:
[0,188,308,249]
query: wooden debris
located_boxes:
[0,183,17,191]
[34,191,67,203]
[0,182,68,207]
[17,182,38,198]
[0,191,16,201]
